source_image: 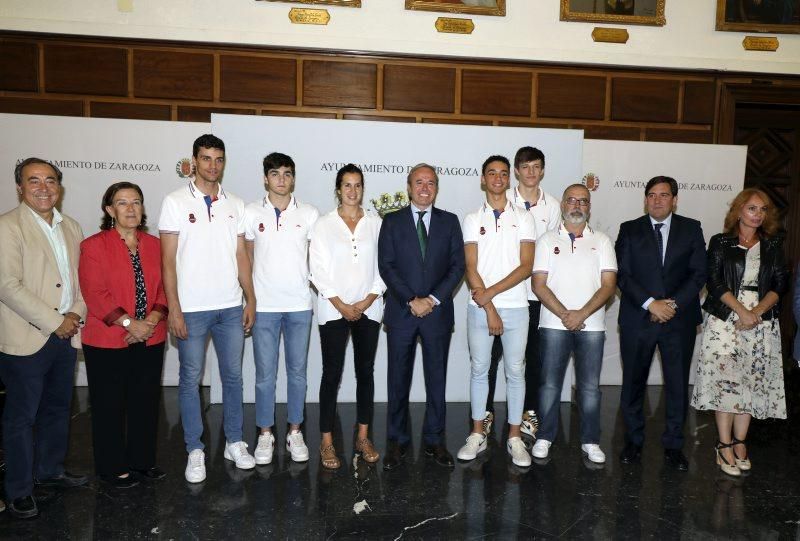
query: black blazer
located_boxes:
[702,232,788,321]
[378,205,465,331]
[616,213,707,330]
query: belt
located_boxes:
[740,285,759,292]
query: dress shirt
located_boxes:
[28,206,73,314]
[642,212,673,310]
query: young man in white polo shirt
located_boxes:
[159,134,257,483]
[531,184,617,464]
[457,155,536,468]
[484,146,561,438]
[244,152,319,465]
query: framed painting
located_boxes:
[560,0,666,26]
[405,0,506,17]
[716,0,800,33]
[257,0,361,7]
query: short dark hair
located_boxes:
[645,176,678,197]
[514,146,545,169]
[15,157,62,186]
[335,164,364,203]
[482,155,510,175]
[263,152,295,176]
[192,134,225,157]
[100,181,147,231]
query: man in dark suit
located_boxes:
[378,163,465,470]
[616,176,706,471]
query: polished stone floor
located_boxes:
[2,381,800,540]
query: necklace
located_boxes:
[738,231,757,247]
[339,208,362,222]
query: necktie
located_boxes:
[416,211,428,260]
[654,223,664,265]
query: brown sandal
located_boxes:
[355,438,380,463]
[320,444,341,469]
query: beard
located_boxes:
[562,209,588,225]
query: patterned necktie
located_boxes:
[654,223,664,265]
[416,210,428,260]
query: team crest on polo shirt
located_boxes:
[258,223,265,232]
[188,213,196,223]
[554,247,560,254]
[479,227,486,235]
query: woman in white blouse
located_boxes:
[310,164,386,470]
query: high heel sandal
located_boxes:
[715,441,741,477]
[320,444,341,470]
[355,438,380,463]
[731,438,751,471]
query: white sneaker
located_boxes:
[482,411,494,436]
[581,443,606,464]
[254,432,275,465]
[286,430,310,462]
[224,441,256,470]
[532,439,552,459]
[520,410,539,438]
[185,449,206,483]
[457,433,487,461]
[507,437,531,467]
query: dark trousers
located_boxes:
[0,334,77,500]
[318,316,380,433]
[387,323,452,446]
[486,301,541,413]
[83,342,165,476]
[619,323,697,450]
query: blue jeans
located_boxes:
[178,306,245,452]
[467,305,528,426]
[252,310,312,428]
[538,328,605,444]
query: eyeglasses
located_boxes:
[565,197,590,207]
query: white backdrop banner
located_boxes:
[583,139,747,385]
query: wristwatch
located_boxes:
[122,318,132,328]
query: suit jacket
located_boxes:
[0,204,87,356]
[616,213,706,330]
[793,262,800,361]
[378,205,465,331]
[79,229,169,348]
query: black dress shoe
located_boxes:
[35,471,89,488]
[100,474,140,489]
[424,444,455,467]
[132,467,167,481]
[9,495,38,519]
[664,449,689,471]
[619,443,643,464]
[383,441,409,471]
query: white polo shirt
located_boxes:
[463,201,536,309]
[158,181,246,313]
[533,223,617,331]
[309,208,386,325]
[508,185,561,302]
[244,195,319,312]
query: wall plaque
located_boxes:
[435,17,475,34]
[288,7,330,25]
[592,27,630,43]
[742,36,779,51]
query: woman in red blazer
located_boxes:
[79,182,168,488]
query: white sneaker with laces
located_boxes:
[185,449,206,483]
[254,432,275,465]
[224,441,256,470]
[532,439,552,459]
[507,437,531,467]
[286,430,310,462]
[457,432,487,461]
[520,410,539,438]
[581,443,606,464]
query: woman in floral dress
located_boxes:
[691,188,788,477]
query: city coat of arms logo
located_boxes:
[176,158,194,179]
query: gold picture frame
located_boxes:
[716,0,800,34]
[405,0,506,17]
[560,0,666,26]
[257,0,361,7]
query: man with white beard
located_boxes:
[530,184,617,464]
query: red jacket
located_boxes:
[79,229,168,348]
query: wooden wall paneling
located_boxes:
[90,101,172,121]
[0,96,83,117]
[261,110,337,119]
[580,124,642,141]
[220,55,297,105]
[498,121,570,129]
[421,117,493,125]
[611,77,680,123]
[342,113,415,122]
[537,73,606,120]
[383,64,455,113]
[461,69,532,117]
[683,80,716,125]
[376,63,384,111]
[644,127,713,144]
[177,106,256,123]
[0,41,38,92]
[302,60,377,109]
[133,50,214,100]
[44,44,128,96]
